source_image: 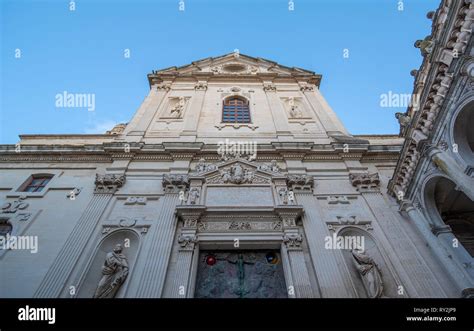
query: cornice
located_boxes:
[390,0,473,198]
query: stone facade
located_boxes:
[1,2,472,297]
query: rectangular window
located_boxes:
[22,175,52,192]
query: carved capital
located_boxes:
[286,174,314,191]
[94,174,125,194]
[162,174,189,193]
[194,82,208,91]
[156,83,171,91]
[349,172,380,192]
[299,84,314,92]
[263,83,277,92]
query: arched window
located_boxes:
[222,97,251,123]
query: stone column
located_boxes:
[182,81,208,136]
[350,172,446,297]
[427,146,474,201]
[286,174,352,297]
[135,175,187,298]
[168,207,204,298]
[277,207,314,298]
[432,225,474,280]
[34,174,125,298]
[262,82,292,138]
[400,201,473,291]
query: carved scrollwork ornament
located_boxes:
[178,234,198,250]
[283,233,303,249]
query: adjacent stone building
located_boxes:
[1,0,472,298]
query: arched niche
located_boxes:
[452,99,474,165]
[338,227,398,298]
[77,229,140,298]
[423,175,474,257]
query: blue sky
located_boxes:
[1,0,439,143]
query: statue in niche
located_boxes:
[187,188,200,205]
[288,97,303,118]
[170,96,186,118]
[278,187,295,205]
[93,244,129,298]
[351,248,384,298]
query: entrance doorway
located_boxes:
[194,250,287,298]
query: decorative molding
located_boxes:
[1,196,29,213]
[66,187,82,199]
[215,123,259,131]
[124,196,147,205]
[326,215,373,232]
[228,221,251,230]
[327,195,350,204]
[94,174,125,194]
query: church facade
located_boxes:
[1,0,473,299]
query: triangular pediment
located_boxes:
[153,53,315,77]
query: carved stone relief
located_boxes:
[161,96,190,119]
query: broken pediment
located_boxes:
[193,158,282,185]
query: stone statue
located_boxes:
[187,188,200,205]
[195,158,217,174]
[414,36,434,56]
[278,187,294,205]
[93,244,129,298]
[288,97,303,118]
[395,112,411,134]
[258,160,280,173]
[351,248,383,298]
